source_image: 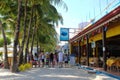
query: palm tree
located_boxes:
[24,5,34,63]
[0,0,17,69]
[0,0,67,72]
[30,17,36,56]
[18,0,28,66]
[11,0,22,72]
[30,0,65,53]
[0,0,24,70]
[0,21,9,69]
[24,0,46,62]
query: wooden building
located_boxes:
[69,6,120,71]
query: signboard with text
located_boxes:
[60,28,69,41]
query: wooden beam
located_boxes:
[102,26,107,71]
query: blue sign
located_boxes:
[60,28,69,41]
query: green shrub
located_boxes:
[18,63,32,72]
[24,63,32,70]
[18,64,25,72]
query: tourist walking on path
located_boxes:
[41,52,45,67]
[53,52,58,66]
[38,52,42,67]
[69,53,76,67]
[33,53,38,67]
[64,54,69,68]
[49,53,54,67]
[45,53,50,67]
[58,51,64,68]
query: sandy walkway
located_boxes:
[0,67,118,80]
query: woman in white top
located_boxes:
[58,51,64,68]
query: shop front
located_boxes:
[69,6,120,73]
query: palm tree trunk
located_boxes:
[30,28,35,56]
[36,29,39,54]
[0,21,9,69]
[18,0,27,65]
[37,40,39,53]
[30,15,36,56]
[24,6,33,63]
[11,0,22,72]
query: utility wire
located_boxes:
[94,0,117,20]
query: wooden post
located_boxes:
[69,43,72,54]
[102,26,107,71]
[78,40,81,64]
[81,41,83,64]
[86,34,89,66]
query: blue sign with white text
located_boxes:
[60,28,69,41]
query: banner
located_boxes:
[60,28,69,41]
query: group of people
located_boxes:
[28,51,69,68]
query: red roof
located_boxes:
[70,6,120,42]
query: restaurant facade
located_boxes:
[69,6,120,72]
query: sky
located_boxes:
[55,0,120,45]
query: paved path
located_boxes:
[0,67,118,80]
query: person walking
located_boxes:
[69,53,75,67]
[38,52,42,67]
[58,51,64,68]
[41,52,45,67]
[64,54,69,68]
[53,52,58,66]
[33,53,38,67]
[45,53,50,67]
[49,53,54,67]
